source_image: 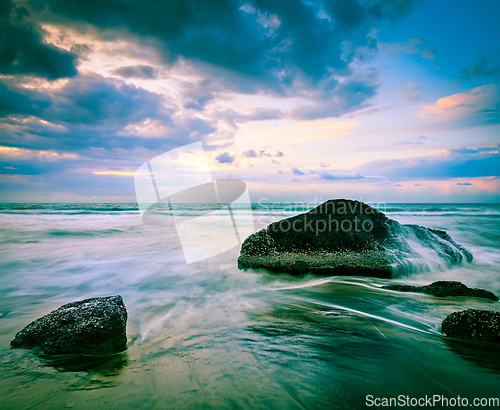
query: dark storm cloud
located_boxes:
[0,0,77,79]
[0,0,426,201]
[0,82,50,117]
[43,76,166,126]
[0,75,169,150]
[28,0,416,100]
[0,74,226,155]
[0,0,423,175]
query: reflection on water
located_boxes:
[443,338,500,374]
[0,204,500,408]
[2,279,500,409]
[37,351,129,374]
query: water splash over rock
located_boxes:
[238,199,472,277]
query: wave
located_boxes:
[0,203,139,212]
[387,211,500,217]
[1,202,499,213]
[46,228,126,237]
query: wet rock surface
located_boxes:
[442,309,500,343]
[238,199,472,277]
[383,281,498,301]
[11,295,127,355]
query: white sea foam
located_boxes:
[0,203,499,343]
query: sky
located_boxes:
[0,0,499,203]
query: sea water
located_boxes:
[0,203,499,409]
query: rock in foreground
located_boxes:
[238,199,472,278]
[442,309,500,343]
[11,296,127,355]
[383,281,498,301]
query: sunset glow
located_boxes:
[0,0,498,202]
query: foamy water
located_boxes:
[1,203,499,409]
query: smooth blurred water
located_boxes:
[0,203,499,409]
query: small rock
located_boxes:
[442,309,500,343]
[11,295,127,355]
[383,281,498,301]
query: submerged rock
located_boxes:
[238,199,472,278]
[442,309,500,343]
[383,281,498,301]
[11,296,127,355]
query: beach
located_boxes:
[1,203,499,409]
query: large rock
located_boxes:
[238,199,472,278]
[442,309,500,343]
[11,296,127,355]
[383,281,498,301]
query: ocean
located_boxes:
[1,203,499,409]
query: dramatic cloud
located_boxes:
[23,0,417,117]
[0,75,172,153]
[1,0,498,202]
[0,76,165,123]
[0,82,49,117]
[45,76,166,126]
[0,0,77,79]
